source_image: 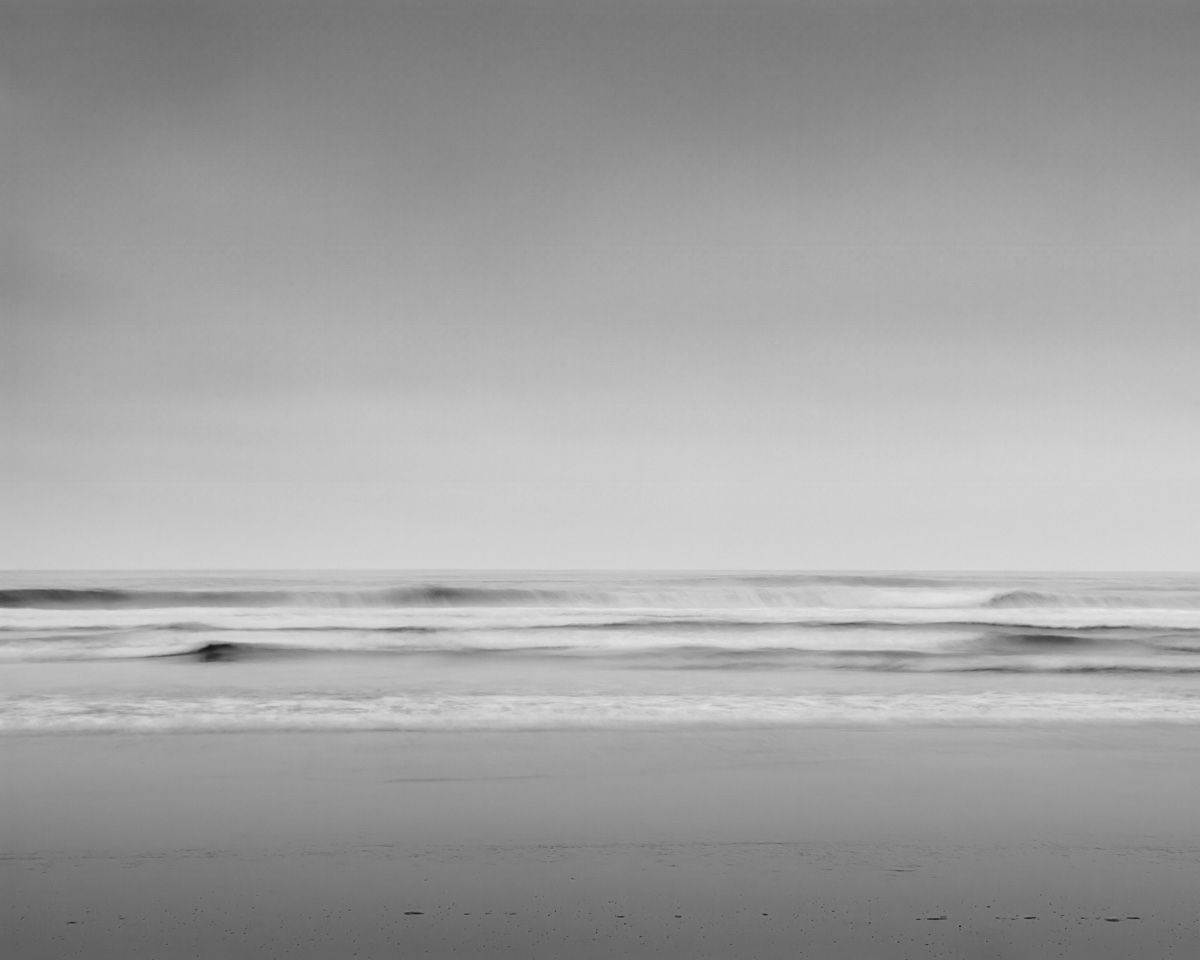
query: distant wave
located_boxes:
[0,585,563,610]
[0,582,1008,610]
[6,692,1200,734]
[6,578,1200,617]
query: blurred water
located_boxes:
[4,571,1200,732]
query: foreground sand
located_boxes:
[5,725,1200,958]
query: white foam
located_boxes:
[6,603,1200,635]
[5,692,1200,734]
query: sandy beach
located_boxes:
[6,725,1200,958]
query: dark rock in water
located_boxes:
[195,642,241,662]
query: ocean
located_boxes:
[5,570,1200,733]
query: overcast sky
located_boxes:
[3,0,1199,570]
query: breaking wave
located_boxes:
[4,572,1200,672]
[11,576,1192,613]
[0,585,567,610]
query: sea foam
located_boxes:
[6,691,1200,734]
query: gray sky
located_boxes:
[3,0,1199,570]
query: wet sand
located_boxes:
[5,726,1200,958]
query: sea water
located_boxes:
[4,570,1200,733]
